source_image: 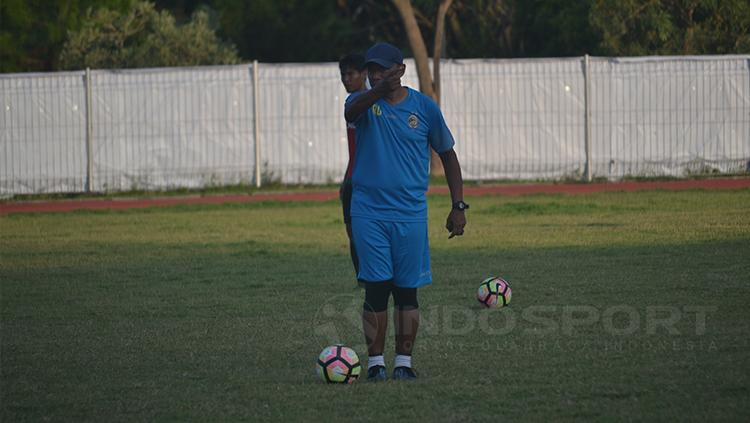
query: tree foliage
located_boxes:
[339,0,595,59]
[214,0,362,62]
[590,0,750,55]
[2,0,749,73]
[514,0,599,57]
[448,0,515,57]
[0,0,132,72]
[58,1,239,70]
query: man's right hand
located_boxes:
[373,64,405,95]
[345,64,405,122]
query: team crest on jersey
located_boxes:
[372,104,382,116]
[408,114,418,129]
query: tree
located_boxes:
[390,0,456,174]
[514,0,599,57]
[58,1,239,70]
[447,0,515,58]
[389,0,453,103]
[590,0,750,56]
[341,0,522,59]
[338,1,523,173]
[214,0,363,62]
[0,0,132,72]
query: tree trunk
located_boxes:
[392,0,453,176]
[433,0,453,105]
[391,0,435,99]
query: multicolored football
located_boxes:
[477,276,512,308]
[316,345,361,384]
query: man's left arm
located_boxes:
[439,148,466,239]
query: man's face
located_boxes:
[340,66,366,93]
[367,63,388,87]
[367,63,404,88]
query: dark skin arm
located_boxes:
[344,64,405,123]
[439,148,466,238]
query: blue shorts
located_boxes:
[351,217,432,288]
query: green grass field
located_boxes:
[2,189,750,421]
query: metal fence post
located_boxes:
[583,55,593,182]
[253,60,261,188]
[84,67,94,192]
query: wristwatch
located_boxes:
[452,200,470,211]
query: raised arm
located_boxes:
[345,88,386,123]
[344,64,405,123]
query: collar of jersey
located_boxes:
[380,87,411,107]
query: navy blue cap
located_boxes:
[365,43,404,68]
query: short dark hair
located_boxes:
[338,53,365,72]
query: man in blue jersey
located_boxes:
[344,42,468,381]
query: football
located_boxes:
[477,276,512,308]
[316,345,361,384]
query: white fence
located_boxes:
[1,56,749,195]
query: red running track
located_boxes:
[2,178,749,215]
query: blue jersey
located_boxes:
[346,87,455,221]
